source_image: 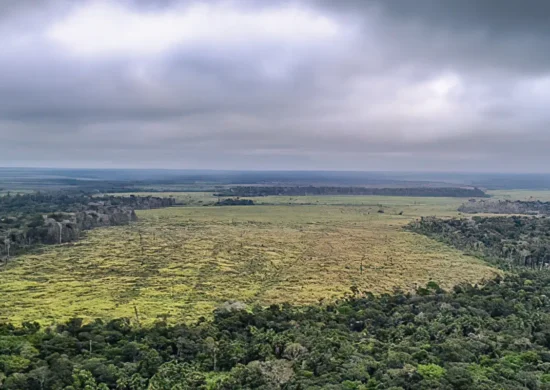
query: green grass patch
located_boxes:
[488,189,550,201]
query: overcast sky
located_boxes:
[1,0,549,172]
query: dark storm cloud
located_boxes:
[0,0,549,171]
[318,0,550,75]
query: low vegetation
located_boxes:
[0,203,496,325]
[488,190,550,202]
[409,215,550,269]
[108,192,474,209]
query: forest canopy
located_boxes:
[408,215,550,269]
[0,193,174,260]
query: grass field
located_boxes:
[114,190,550,204]
[0,195,500,325]
[488,189,550,201]
[107,191,472,210]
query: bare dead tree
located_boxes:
[205,337,219,371]
[133,305,141,327]
[57,222,63,244]
[128,222,146,264]
[3,234,11,267]
[138,231,144,256]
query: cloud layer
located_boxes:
[1,0,549,171]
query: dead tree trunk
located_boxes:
[57,222,63,244]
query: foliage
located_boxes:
[459,199,550,215]
[409,215,550,269]
[0,192,174,259]
[215,198,254,206]
[417,364,446,380]
[0,192,174,217]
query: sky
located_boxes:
[1,0,549,172]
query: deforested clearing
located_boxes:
[0,200,499,325]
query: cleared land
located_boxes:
[106,191,477,207]
[488,189,550,201]
[0,196,499,325]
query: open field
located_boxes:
[107,191,471,210]
[0,196,500,325]
[488,189,550,201]
[112,190,550,204]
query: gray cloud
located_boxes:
[0,0,549,171]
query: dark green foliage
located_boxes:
[0,193,174,216]
[215,198,255,206]
[4,272,550,389]
[0,193,174,259]
[459,199,550,215]
[408,215,550,269]
[214,186,488,198]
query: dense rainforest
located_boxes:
[0,193,175,259]
[408,215,550,269]
[459,200,550,215]
[214,186,488,198]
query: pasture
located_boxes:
[488,189,550,201]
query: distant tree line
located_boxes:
[215,198,255,206]
[0,193,175,260]
[0,193,174,216]
[459,199,550,215]
[214,186,488,198]
[408,215,550,269]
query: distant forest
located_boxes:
[0,193,174,260]
[409,215,550,269]
[214,198,255,206]
[215,186,488,198]
[459,200,550,215]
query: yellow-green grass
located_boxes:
[113,190,550,204]
[0,198,499,325]
[109,191,470,213]
[488,189,550,201]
